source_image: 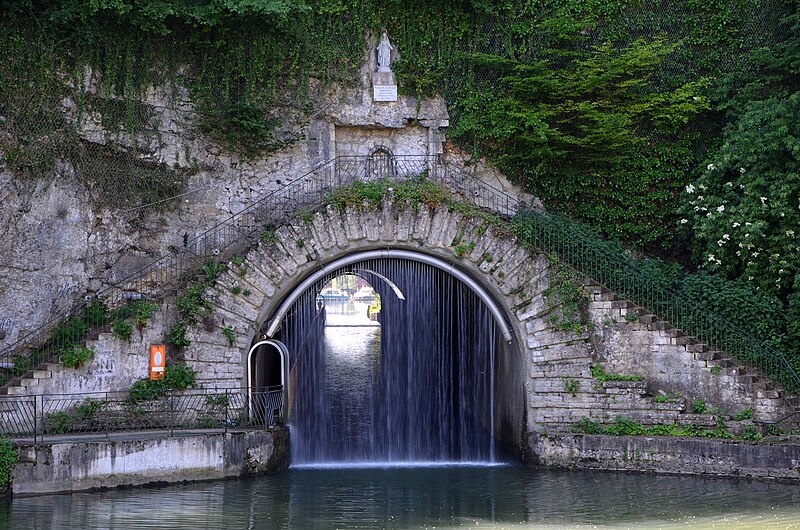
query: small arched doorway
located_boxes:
[247,339,289,425]
[367,147,395,179]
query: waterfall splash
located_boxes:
[279,258,506,466]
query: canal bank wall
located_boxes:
[11,428,289,496]
[530,433,800,480]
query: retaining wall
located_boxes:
[11,427,289,496]
[530,433,800,480]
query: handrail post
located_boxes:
[224,389,229,434]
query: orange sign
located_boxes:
[149,344,166,380]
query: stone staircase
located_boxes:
[0,363,60,396]
[585,283,797,421]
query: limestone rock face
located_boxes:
[0,64,461,355]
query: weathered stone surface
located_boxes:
[529,433,800,480]
[12,428,289,496]
[3,190,794,463]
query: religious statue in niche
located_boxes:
[372,31,397,102]
[376,32,394,72]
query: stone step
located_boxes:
[693,350,716,361]
[651,401,686,412]
[4,386,28,396]
[638,313,657,324]
[31,369,51,379]
[602,380,647,391]
[593,291,616,301]
[686,343,710,353]
[737,374,761,385]
[707,358,734,369]
[647,321,671,331]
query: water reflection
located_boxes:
[8,466,800,529]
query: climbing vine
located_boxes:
[0,438,18,494]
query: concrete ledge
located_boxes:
[529,433,800,480]
[12,428,289,496]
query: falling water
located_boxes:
[278,258,507,465]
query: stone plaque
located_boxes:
[373,85,398,102]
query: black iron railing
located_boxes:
[513,210,800,395]
[0,155,521,384]
[1,154,798,401]
[0,387,283,442]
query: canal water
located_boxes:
[7,271,800,528]
[7,465,800,528]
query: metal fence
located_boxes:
[0,155,521,383]
[2,153,799,405]
[513,210,800,395]
[0,387,283,443]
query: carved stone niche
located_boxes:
[305,32,450,164]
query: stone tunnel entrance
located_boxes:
[249,250,526,464]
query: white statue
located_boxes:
[377,32,394,72]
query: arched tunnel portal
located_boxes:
[249,250,526,464]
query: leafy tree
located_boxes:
[452,38,710,248]
[680,5,800,345]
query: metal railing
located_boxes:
[0,155,521,384]
[0,387,283,442]
[513,210,800,395]
[1,154,798,402]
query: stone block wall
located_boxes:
[334,125,428,157]
[2,200,794,455]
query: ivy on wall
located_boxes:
[3,0,800,359]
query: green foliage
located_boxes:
[543,258,591,333]
[453,38,711,249]
[112,319,134,341]
[590,365,642,385]
[167,260,222,350]
[572,418,603,435]
[260,230,279,244]
[692,399,708,414]
[60,346,95,369]
[454,241,476,258]
[128,364,197,402]
[45,397,105,434]
[624,312,639,323]
[654,393,682,404]
[678,5,800,355]
[572,416,743,439]
[222,326,238,346]
[167,321,191,350]
[328,177,450,212]
[740,424,764,441]
[0,438,19,493]
[563,378,580,394]
[111,300,159,341]
[733,409,754,421]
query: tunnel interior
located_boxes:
[252,255,525,464]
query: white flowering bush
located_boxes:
[680,95,800,301]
